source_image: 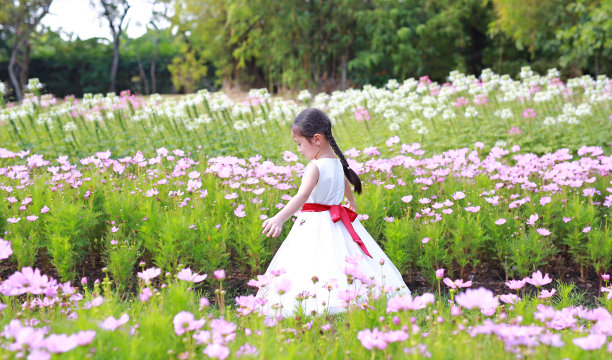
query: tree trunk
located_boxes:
[150,37,159,94]
[340,51,347,91]
[19,42,31,90]
[8,47,23,101]
[136,52,149,94]
[8,36,29,101]
[110,36,120,92]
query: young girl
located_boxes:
[256,108,410,317]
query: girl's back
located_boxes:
[306,158,344,206]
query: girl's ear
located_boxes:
[312,133,323,145]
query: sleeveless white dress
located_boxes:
[254,158,410,317]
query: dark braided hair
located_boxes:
[291,108,362,194]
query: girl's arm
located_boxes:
[344,177,357,212]
[262,162,319,237]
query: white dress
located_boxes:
[255,158,411,318]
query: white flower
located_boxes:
[297,90,312,102]
[464,106,478,118]
[233,120,249,131]
[63,122,77,132]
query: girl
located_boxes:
[256,108,410,318]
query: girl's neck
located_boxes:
[314,145,335,160]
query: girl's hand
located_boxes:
[345,199,357,213]
[262,216,285,238]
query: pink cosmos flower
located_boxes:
[526,213,539,226]
[214,269,226,280]
[273,278,292,295]
[582,226,591,233]
[235,295,266,316]
[451,191,465,200]
[204,343,230,360]
[572,334,607,351]
[139,287,153,302]
[357,214,369,221]
[525,270,552,287]
[602,274,610,281]
[499,294,520,304]
[43,330,96,353]
[83,296,104,309]
[236,343,258,357]
[421,237,430,244]
[26,215,38,222]
[282,151,299,162]
[357,328,388,350]
[454,97,469,107]
[99,313,129,331]
[539,333,564,347]
[224,192,238,200]
[1,267,57,296]
[200,297,211,309]
[137,268,161,284]
[443,278,472,289]
[481,307,496,316]
[539,197,551,206]
[385,136,400,147]
[464,206,480,213]
[563,217,573,223]
[435,269,445,279]
[455,287,499,310]
[7,217,20,224]
[495,218,506,225]
[474,94,488,105]
[508,127,522,135]
[363,146,380,156]
[401,195,413,203]
[522,108,536,118]
[536,228,551,236]
[354,107,371,121]
[344,147,361,158]
[110,226,119,233]
[386,293,435,313]
[505,279,526,290]
[173,311,205,336]
[0,239,13,260]
[234,204,246,218]
[177,268,207,283]
[538,289,556,299]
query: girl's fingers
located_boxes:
[266,225,275,237]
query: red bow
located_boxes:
[301,203,373,258]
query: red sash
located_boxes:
[301,203,373,259]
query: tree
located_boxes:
[92,0,130,92]
[486,0,570,56]
[557,0,612,75]
[0,0,53,101]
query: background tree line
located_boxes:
[1,0,611,100]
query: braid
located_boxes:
[327,131,363,194]
[291,107,363,194]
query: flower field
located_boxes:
[1,67,612,358]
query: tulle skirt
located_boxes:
[254,211,411,318]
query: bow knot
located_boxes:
[301,203,373,258]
